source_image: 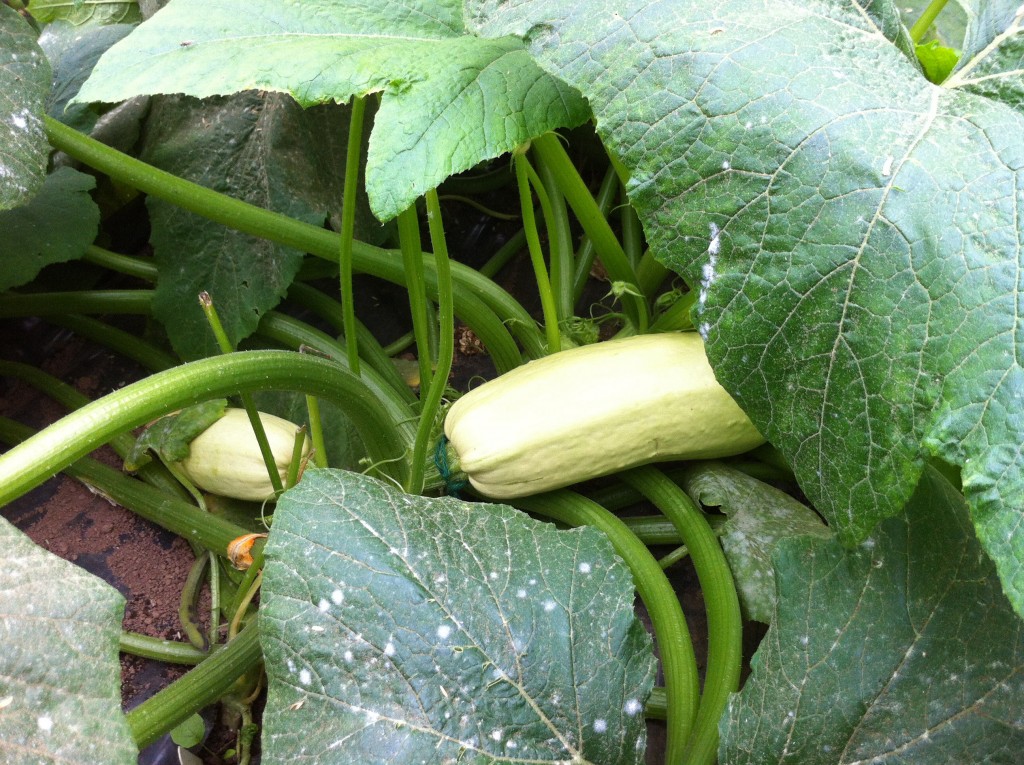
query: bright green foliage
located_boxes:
[944,2,1024,108]
[260,469,656,764]
[124,399,227,470]
[720,468,1024,764]
[681,462,830,624]
[138,93,365,359]
[72,0,590,220]
[0,167,98,290]
[39,20,135,132]
[0,517,136,765]
[27,0,141,26]
[915,40,959,83]
[0,5,51,210]
[472,0,1024,619]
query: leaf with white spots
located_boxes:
[681,462,831,624]
[260,469,656,764]
[0,516,136,765]
[0,5,51,210]
[470,0,1024,620]
[720,467,1024,764]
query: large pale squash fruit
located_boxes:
[444,332,764,499]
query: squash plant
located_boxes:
[2,0,1024,763]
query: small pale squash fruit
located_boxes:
[444,332,765,499]
[177,408,310,501]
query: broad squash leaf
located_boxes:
[0,5,50,210]
[472,0,1024,618]
[0,517,136,764]
[260,469,656,764]
[72,0,589,220]
[720,468,1024,763]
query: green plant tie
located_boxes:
[433,435,468,497]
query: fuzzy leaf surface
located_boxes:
[944,2,1024,108]
[72,0,589,220]
[138,93,365,359]
[472,0,1024,616]
[27,0,141,26]
[0,167,98,290]
[682,462,830,624]
[720,468,1024,764]
[260,469,655,764]
[0,517,136,764]
[0,6,50,210]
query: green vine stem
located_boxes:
[405,189,456,494]
[515,150,561,352]
[533,149,576,322]
[44,116,544,361]
[339,96,367,375]
[622,465,742,765]
[82,244,159,281]
[572,164,619,302]
[201,292,284,496]
[179,552,212,651]
[0,416,250,556]
[513,489,699,764]
[126,621,262,749]
[530,132,649,331]
[0,350,410,507]
[909,0,950,43]
[396,203,435,394]
[119,631,208,665]
[46,314,177,371]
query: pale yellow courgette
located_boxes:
[177,408,310,501]
[444,332,764,498]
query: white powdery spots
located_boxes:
[624,698,643,716]
[331,589,344,605]
[543,599,557,613]
[491,729,503,741]
[881,155,894,177]
[698,321,711,341]
[593,719,608,733]
[12,110,28,130]
[299,668,312,686]
[37,715,53,732]
[516,588,527,598]
[437,624,452,639]
[721,160,731,170]
[343,650,354,663]
[384,642,396,657]
[578,562,591,574]
[317,598,331,613]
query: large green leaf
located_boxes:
[260,469,656,763]
[473,0,1024,617]
[72,0,589,220]
[0,517,136,764]
[0,166,99,290]
[0,5,51,211]
[945,2,1024,108]
[138,92,366,358]
[681,462,830,624]
[27,0,141,26]
[720,468,1024,764]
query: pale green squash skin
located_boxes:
[444,332,765,499]
[178,408,310,501]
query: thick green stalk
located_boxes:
[531,133,649,331]
[0,289,153,316]
[513,490,699,764]
[126,621,262,748]
[397,203,435,393]
[339,96,367,374]
[45,314,177,371]
[622,466,742,765]
[572,164,619,300]
[0,351,409,507]
[120,632,208,665]
[0,417,250,555]
[406,189,456,494]
[534,150,575,321]
[909,0,949,42]
[44,117,543,360]
[515,152,561,353]
[83,245,159,281]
